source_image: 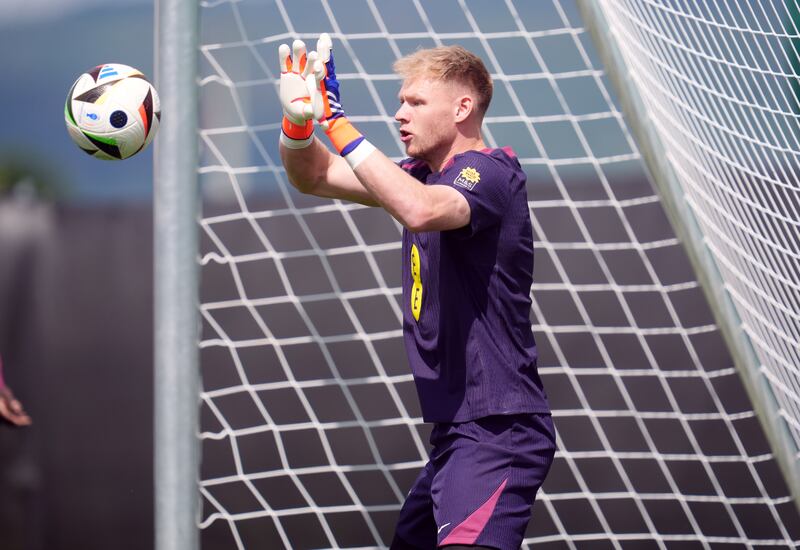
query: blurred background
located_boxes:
[0,1,155,548]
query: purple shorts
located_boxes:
[392,413,556,550]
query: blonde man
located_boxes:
[279,35,555,550]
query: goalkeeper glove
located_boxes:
[316,33,375,166]
[279,39,324,149]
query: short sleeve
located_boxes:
[440,151,513,237]
[398,157,430,181]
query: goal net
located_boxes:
[591,0,800,491]
[193,0,800,547]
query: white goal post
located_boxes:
[154,0,201,549]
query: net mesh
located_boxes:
[196,0,800,547]
[597,0,800,469]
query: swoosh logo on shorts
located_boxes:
[437,522,451,535]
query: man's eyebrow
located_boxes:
[398,91,420,101]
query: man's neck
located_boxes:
[428,136,486,173]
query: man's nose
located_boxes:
[395,104,408,122]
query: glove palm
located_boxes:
[279,40,324,142]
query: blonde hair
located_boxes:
[393,45,493,117]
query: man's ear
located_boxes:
[454,94,474,123]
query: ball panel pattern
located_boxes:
[64,64,160,161]
[110,110,128,129]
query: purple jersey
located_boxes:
[400,147,550,422]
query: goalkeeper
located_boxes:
[279,35,554,550]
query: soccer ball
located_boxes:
[64,63,161,160]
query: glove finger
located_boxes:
[304,75,317,119]
[316,33,332,65]
[307,59,326,121]
[313,57,326,85]
[279,43,291,73]
[302,51,318,79]
[313,57,333,125]
[292,39,307,73]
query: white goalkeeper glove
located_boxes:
[279,39,324,148]
[314,33,375,167]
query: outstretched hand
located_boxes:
[279,39,325,125]
[279,33,368,161]
[0,385,31,427]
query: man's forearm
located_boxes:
[349,148,428,228]
[351,147,470,232]
[280,137,334,195]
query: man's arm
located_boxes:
[350,149,470,232]
[277,38,380,207]
[279,137,468,231]
[280,137,379,207]
[282,34,470,232]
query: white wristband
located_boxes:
[280,132,315,149]
[344,139,376,170]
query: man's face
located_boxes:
[395,77,460,163]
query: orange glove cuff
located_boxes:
[325,117,363,155]
[282,117,313,140]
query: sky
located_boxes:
[0,0,148,24]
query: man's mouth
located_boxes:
[399,130,412,143]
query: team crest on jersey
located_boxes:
[453,166,481,190]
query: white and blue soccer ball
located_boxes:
[64,63,161,160]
